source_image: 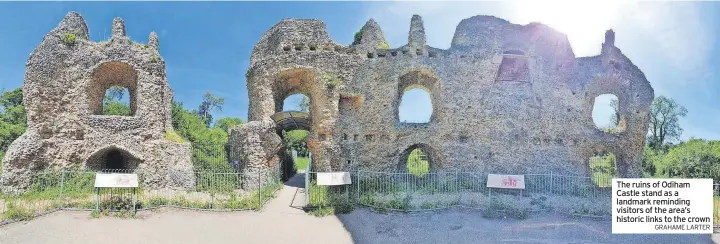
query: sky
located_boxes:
[0,1,718,141]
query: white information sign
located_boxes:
[94,173,139,188]
[612,178,713,234]
[316,172,351,186]
[486,174,525,189]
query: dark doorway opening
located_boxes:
[105,149,127,169]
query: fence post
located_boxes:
[211,171,215,209]
[550,171,554,195]
[258,169,262,209]
[58,169,66,209]
[356,170,361,204]
[305,152,311,205]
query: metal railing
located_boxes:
[304,169,615,217]
[0,163,282,224]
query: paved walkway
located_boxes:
[0,173,716,244]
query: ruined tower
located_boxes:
[0,12,194,192]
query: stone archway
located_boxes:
[397,143,438,174]
[88,61,138,116]
[393,69,442,125]
[86,146,142,171]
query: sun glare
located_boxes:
[510,0,627,56]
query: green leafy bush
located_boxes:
[63,32,77,46]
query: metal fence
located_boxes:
[0,164,282,224]
[304,169,615,217]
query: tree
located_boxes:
[282,130,309,156]
[647,96,687,150]
[106,86,126,101]
[101,86,131,116]
[299,96,310,113]
[0,88,26,162]
[213,117,244,133]
[654,139,720,181]
[609,98,620,127]
[196,92,225,128]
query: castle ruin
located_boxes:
[1,12,654,191]
[0,12,194,192]
[230,15,653,186]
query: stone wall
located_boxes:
[0,12,194,192]
[233,14,653,180]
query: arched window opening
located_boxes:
[102,86,132,116]
[589,152,616,187]
[398,87,432,123]
[89,62,138,116]
[592,94,620,131]
[399,144,434,177]
[282,94,310,113]
[406,148,429,177]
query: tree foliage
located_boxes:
[648,96,687,149]
[282,130,309,157]
[170,95,242,171]
[650,139,720,182]
[0,88,26,155]
[213,117,244,133]
[102,86,131,116]
[299,96,310,113]
[196,92,225,128]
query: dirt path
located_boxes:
[0,173,715,244]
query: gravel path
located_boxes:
[0,173,715,244]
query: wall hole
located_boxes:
[101,86,132,116]
[399,88,432,123]
[89,62,137,116]
[592,94,620,130]
[405,148,429,177]
[282,94,310,113]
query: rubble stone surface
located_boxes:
[0,12,194,192]
[231,14,653,179]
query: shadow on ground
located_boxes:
[335,208,713,244]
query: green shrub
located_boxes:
[165,129,187,143]
[322,73,342,89]
[376,41,390,49]
[63,32,77,46]
[150,55,162,63]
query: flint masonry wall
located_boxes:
[0,12,194,192]
[232,14,653,183]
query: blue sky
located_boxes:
[0,2,718,141]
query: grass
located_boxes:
[2,202,36,221]
[481,196,529,220]
[715,196,720,225]
[294,156,309,171]
[305,181,355,216]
